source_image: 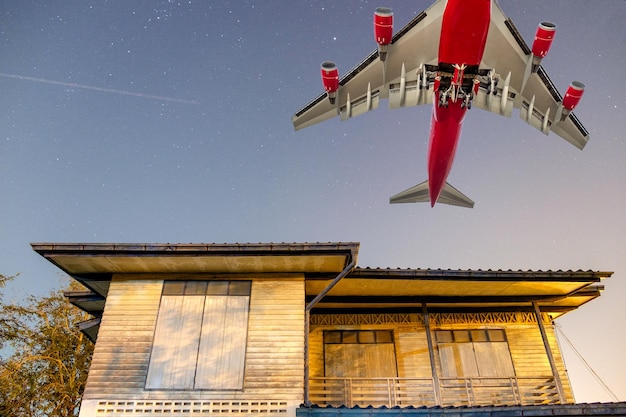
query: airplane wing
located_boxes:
[474,1,589,149]
[292,0,447,131]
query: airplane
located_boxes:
[292,0,588,208]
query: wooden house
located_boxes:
[32,242,625,417]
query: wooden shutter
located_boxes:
[195,295,249,389]
[475,342,514,377]
[146,295,204,389]
[324,331,397,378]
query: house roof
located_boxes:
[32,242,611,319]
[306,267,611,317]
[32,241,359,298]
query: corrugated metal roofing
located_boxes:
[296,402,626,416]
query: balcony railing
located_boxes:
[309,376,560,408]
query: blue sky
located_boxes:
[1,0,624,403]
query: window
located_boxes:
[146,280,251,390]
[324,330,397,378]
[435,329,515,378]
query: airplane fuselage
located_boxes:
[427,0,491,206]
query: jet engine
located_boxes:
[559,81,585,120]
[374,7,393,61]
[530,22,556,72]
[563,81,585,111]
[320,61,339,104]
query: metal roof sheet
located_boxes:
[296,402,626,417]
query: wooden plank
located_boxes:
[93,340,153,347]
[245,352,303,359]
[88,360,149,368]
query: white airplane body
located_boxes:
[292,0,588,208]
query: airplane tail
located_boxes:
[389,180,474,208]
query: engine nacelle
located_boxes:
[530,22,556,71]
[374,7,393,44]
[532,22,556,58]
[563,80,585,109]
[320,61,339,104]
[374,7,393,61]
[558,81,585,121]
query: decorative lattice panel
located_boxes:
[94,400,289,416]
[431,312,547,325]
[310,313,419,326]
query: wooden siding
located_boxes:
[506,324,574,402]
[81,275,305,417]
[83,279,161,396]
[395,327,432,379]
[245,279,304,391]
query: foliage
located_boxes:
[0,273,10,288]
[0,273,17,350]
[0,278,94,417]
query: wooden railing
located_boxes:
[309,376,560,408]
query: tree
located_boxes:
[0,277,94,416]
[0,273,17,350]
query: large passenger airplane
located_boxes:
[292,0,588,208]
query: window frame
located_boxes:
[435,329,516,378]
[323,329,398,378]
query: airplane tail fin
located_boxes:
[390,180,474,208]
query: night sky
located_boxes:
[1,0,624,403]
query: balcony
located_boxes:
[309,376,560,408]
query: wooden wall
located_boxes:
[83,278,161,396]
[79,275,305,417]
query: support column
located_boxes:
[422,304,441,405]
[304,309,311,406]
[532,301,566,403]
[304,257,356,407]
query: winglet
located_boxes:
[390,180,474,208]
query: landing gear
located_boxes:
[438,86,474,109]
[487,69,498,95]
[460,99,471,109]
[461,90,474,109]
[437,90,451,108]
[435,64,484,109]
